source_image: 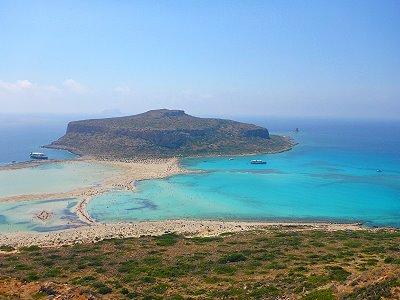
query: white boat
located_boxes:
[30,152,48,160]
[250,159,266,165]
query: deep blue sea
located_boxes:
[0,115,77,165]
[88,117,400,227]
[1,115,399,228]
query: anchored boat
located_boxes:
[250,159,266,165]
[29,152,48,160]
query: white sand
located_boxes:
[0,220,366,248]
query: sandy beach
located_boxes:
[0,220,367,248]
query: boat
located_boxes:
[376,169,382,173]
[250,159,266,165]
[229,158,234,160]
[29,152,48,160]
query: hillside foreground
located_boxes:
[0,228,399,299]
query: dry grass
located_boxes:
[0,229,399,299]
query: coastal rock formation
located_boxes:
[47,109,294,159]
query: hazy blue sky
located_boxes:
[0,0,399,118]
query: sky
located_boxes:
[0,0,399,119]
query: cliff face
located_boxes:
[47,109,294,159]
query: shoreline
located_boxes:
[0,220,370,248]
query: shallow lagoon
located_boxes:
[88,119,400,228]
[0,161,119,198]
[0,198,83,232]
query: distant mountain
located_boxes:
[46,109,294,159]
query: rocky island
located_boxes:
[46,109,294,159]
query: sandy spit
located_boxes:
[0,220,367,248]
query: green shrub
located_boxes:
[141,276,156,283]
[310,241,325,247]
[143,256,162,265]
[14,263,30,270]
[127,292,138,299]
[384,256,400,264]
[25,272,40,282]
[20,245,41,252]
[250,285,280,299]
[118,259,138,273]
[343,240,362,248]
[214,265,237,275]
[307,274,329,287]
[43,267,61,278]
[0,245,15,252]
[365,258,378,266]
[149,283,169,294]
[362,246,385,254]
[72,275,96,285]
[302,288,335,300]
[326,266,351,282]
[293,266,308,272]
[253,251,278,261]
[92,281,112,294]
[155,233,179,246]
[218,252,247,263]
[97,285,112,294]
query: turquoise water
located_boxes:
[0,161,119,198]
[88,119,400,227]
[0,198,83,232]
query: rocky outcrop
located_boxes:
[47,109,294,159]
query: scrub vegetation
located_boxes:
[0,229,399,299]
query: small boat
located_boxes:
[30,152,48,160]
[376,169,382,173]
[251,159,266,165]
[229,158,234,160]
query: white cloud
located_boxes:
[0,80,33,91]
[0,78,87,95]
[63,79,87,94]
[0,79,92,113]
[15,80,33,89]
[0,79,60,93]
[114,85,132,95]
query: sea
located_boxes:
[0,114,76,164]
[1,115,400,230]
